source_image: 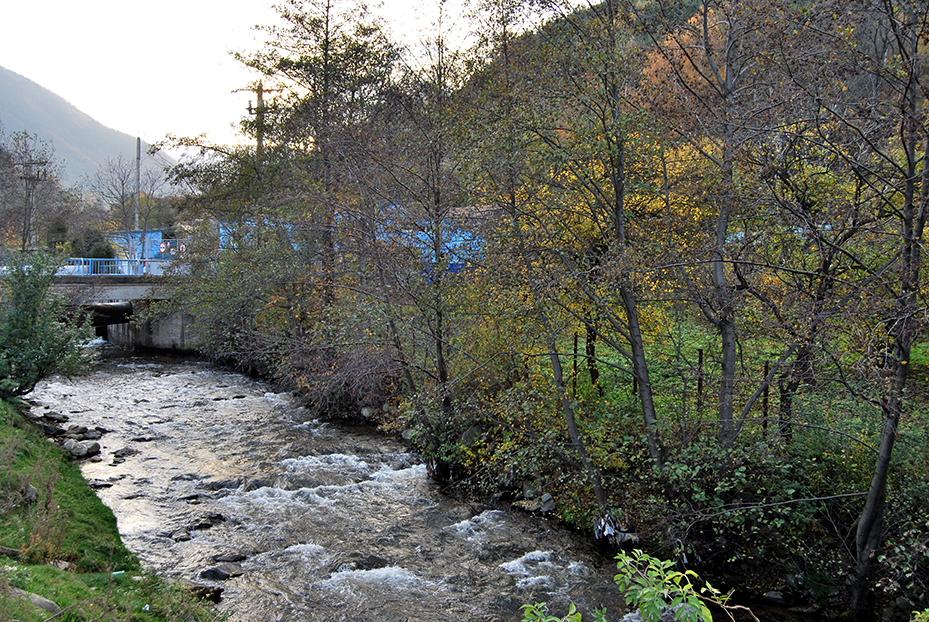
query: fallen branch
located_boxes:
[0,545,21,558]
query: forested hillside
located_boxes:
[157,1,929,619]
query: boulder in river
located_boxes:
[764,590,790,605]
[111,447,140,465]
[66,425,89,436]
[512,492,555,514]
[190,512,225,530]
[168,529,192,542]
[62,439,101,459]
[329,552,391,573]
[38,423,65,436]
[43,411,69,423]
[180,578,224,602]
[198,476,268,492]
[212,552,249,563]
[200,562,244,581]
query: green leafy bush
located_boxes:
[613,549,715,622]
[0,252,92,400]
[522,550,755,622]
[521,602,606,622]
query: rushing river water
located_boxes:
[27,347,628,621]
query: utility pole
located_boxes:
[245,81,278,155]
[17,139,49,251]
[134,137,141,232]
[134,137,142,272]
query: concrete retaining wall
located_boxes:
[107,309,200,353]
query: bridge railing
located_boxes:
[55,258,173,276]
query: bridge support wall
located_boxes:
[107,308,200,353]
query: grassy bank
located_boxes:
[0,398,221,621]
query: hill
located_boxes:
[0,65,172,187]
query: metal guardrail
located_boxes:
[55,258,173,276]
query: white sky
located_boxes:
[0,0,474,150]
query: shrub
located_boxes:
[522,550,755,622]
[0,252,92,400]
[613,549,715,622]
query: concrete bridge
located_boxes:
[50,259,198,352]
[51,274,168,304]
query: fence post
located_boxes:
[696,348,704,416]
[763,360,769,439]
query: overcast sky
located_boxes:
[0,0,473,149]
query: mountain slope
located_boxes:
[0,65,171,187]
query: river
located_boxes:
[27,346,628,621]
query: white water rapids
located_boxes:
[27,347,627,621]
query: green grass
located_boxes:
[910,341,929,367]
[0,400,136,571]
[1,564,221,622]
[0,399,222,621]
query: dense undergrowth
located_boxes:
[0,399,221,621]
[396,334,929,618]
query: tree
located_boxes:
[0,252,91,400]
[159,137,310,375]
[716,0,929,614]
[634,0,808,447]
[357,10,472,432]
[0,135,19,246]
[793,2,929,616]
[236,0,398,305]
[535,0,666,466]
[638,0,929,613]
[0,131,67,252]
[454,0,667,525]
[91,154,172,265]
[160,0,405,410]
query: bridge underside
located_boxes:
[83,301,133,327]
[51,276,197,352]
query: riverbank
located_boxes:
[0,398,221,621]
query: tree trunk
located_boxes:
[585,316,603,396]
[620,284,664,467]
[778,376,796,444]
[546,330,609,514]
[851,56,929,613]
